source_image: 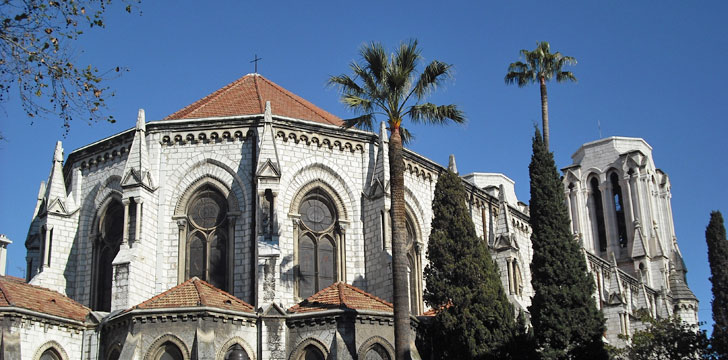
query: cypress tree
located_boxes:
[706,210,728,357]
[527,129,608,360]
[424,170,516,359]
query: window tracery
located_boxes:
[180,184,231,290]
[296,188,340,299]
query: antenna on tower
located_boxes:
[597,119,602,139]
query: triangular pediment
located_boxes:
[262,302,286,316]
[121,169,155,190]
[46,197,67,215]
[256,158,281,178]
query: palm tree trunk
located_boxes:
[389,124,410,360]
[540,76,550,150]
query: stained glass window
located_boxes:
[297,188,338,298]
[185,186,228,290]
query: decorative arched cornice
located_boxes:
[282,160,357,221]
[288,337,329,360]
[33,341,69,360]
[216,337,256,360]
[92,192,123,238]
[357,336,395,360]
[289,180,348,221]
[144,334,190,360]
[168,154,251,214]
[174,175,239,216]
[585,170,603,185]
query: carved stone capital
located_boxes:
[176,218,187,229]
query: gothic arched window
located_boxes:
[93,199,123,311]
[300,345,324,360]
[223,344,250,360]
[590,177,607,252]
[40,348,62,360]
[185,186,228,290]
[610,173,629,248]
[363,344,392,360]
[296,188,339,299]
[405,215,422,314]
[152,343,184,360]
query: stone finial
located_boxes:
[264,101,272,123]
[53,141,63,162]
[448,154,458,174]
[379,122,388,142]
[499,184,506,202]
[136,109,146,131]
[0,234,10,276]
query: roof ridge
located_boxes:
[192,278,205,307]
[164,75,251,120]
[132,277,198,309]
[0,276,91,310]
[337,282,346,308]
[257,76,341,125]
[190,277,256,310]
[253,74,264,113]
[0,278,15,306]
[341,282,393,308]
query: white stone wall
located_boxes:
[11,318,89,360]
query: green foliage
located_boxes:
[706,211,728,357]
[614,311,715,360]
[1,0,140,133]
[328,39,464,143]
[527,128,608,360]
[423,170,516,359]
[504,42,577,87]
[505,41,576,149]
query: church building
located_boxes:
[0,74,696,359]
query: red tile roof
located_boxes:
[288,282,393,313]
[164,74,343,126]
[130,277,254,313]
[0,276,90,322]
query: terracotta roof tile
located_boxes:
[0,276,90,322]
[130,277,254,313]
[164,74,343,126]
[288,282,393,314]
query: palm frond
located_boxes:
[556,71,577,83]
[399,126,415,145]
[342,113,375,131]
[328,74,364,97]
[407,103,465,125]
[341,94,373,113]
[361,42,388,83]
[413,60,452,98]
[506,42,576,87]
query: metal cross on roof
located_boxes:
[250,54,263,73]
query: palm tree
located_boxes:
[505,41,576,150]
[329,40,464,360]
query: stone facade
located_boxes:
[562,137,698,346]
[4,75,696,359]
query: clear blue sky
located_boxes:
[1,1,726,332]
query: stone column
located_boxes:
[134,198,143,244]
[122,198,130,246]
[176,218,187,283]
[42,224,53,268]
[506,257,514,294]
[227,214,237,293]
